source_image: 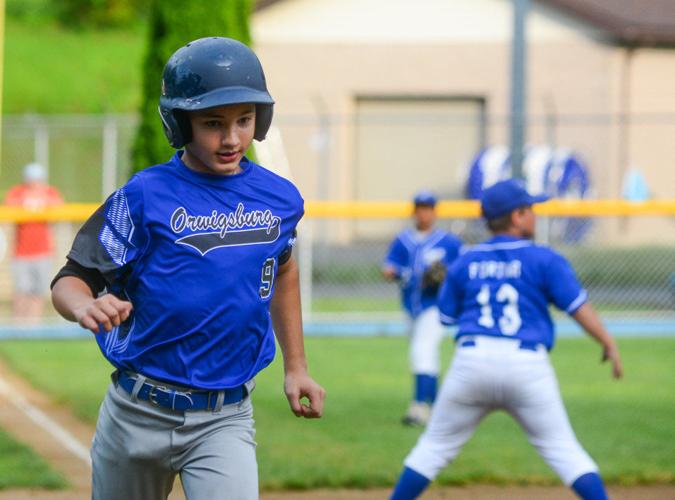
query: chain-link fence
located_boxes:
[296,214,675,328]
[3,110,675,204]
[0,211,672,336]
[0,112,673,334]
[1,114,138,203]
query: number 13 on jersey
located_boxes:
[476,283,522,335]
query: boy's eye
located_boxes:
[204,120,221,128]
[239,116,254,126]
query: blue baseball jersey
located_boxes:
[438,235,587,350]
[383,229,463,318]
[66,152,303,390]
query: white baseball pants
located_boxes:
[409,306,445,375]
[404,335,599,485]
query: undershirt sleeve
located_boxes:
[51,259,108,297]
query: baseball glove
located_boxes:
[421,261,447,291]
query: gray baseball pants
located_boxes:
[91,376,258,500]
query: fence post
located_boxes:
[102,116,118,199]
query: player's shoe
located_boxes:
[401,401,431,427]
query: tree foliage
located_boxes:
[131,0,254,174]
[55,0,147,28]
[7,0,149,28]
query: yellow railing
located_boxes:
[0,199,674,222]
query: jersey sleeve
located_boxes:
[278,229,297,265]
[48,186,64,205]
[51,258,108,296]
[544,251,588,314]
[278,189,304,265]
[437,261,463,325]
[383,235,407,275]
[4,186,22,206]
[66,175,147,287]
[442,234,463,265]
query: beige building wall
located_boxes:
[251,0,675,243]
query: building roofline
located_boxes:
[537,0,675,46]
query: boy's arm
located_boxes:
[270,255,325,418]
[572,302,623,379]
[52,276,132,334]
[382,236,405,281]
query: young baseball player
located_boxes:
[5,162,63,319]
[51,37,325,500]
[383,191,462,426]
[390,179,622,500]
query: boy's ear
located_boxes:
[508,210,520,228]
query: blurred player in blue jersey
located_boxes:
[391,179,622,500]
[383,191,462,426]
[51,37,325,500]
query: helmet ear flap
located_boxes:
[158,106,192,148]
[173,110,193,146]
[254,104,274,141]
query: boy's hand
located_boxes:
[602,344,623,379]
[73,294,133,334]
[284,369,326,418]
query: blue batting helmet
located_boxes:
[159,37,275,148]
[413,190,438,207]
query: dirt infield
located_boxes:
[0,485,673,500]
[261,485,675,499]
[0,358,672,500]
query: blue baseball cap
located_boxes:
[413,190,437,207]
[480,179,549,219]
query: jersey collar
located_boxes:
[170,151,253,184]
[486,234,529,244]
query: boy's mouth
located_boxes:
[217,151,239,163]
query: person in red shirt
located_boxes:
[4,163,63,319]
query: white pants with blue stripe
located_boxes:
[404,335,599,485]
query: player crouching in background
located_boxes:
[390,179,622,500]
[382,191,462,426]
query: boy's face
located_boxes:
[512,206,536,239]
[414,205,436,231]
[182,103,256,176]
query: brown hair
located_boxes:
[485,213,513,232]
[485,206,529,233]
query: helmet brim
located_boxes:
[162,86,274,112]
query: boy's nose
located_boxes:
[221,127,239,147]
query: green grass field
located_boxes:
[4,18,144,114]
[0,337,672,490]
[0,428,66,490]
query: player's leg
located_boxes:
[11,259,32,318]
[92,382,178,500]
[393,353,490,498]
[177,397,258,500]
[506,356,608,500]
[403,307,444,425]
[25,257,51,317]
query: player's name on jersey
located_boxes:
[171,203,281,237]
[468,260,522,280]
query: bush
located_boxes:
[53,0,148,29]
[6,0,55,24]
